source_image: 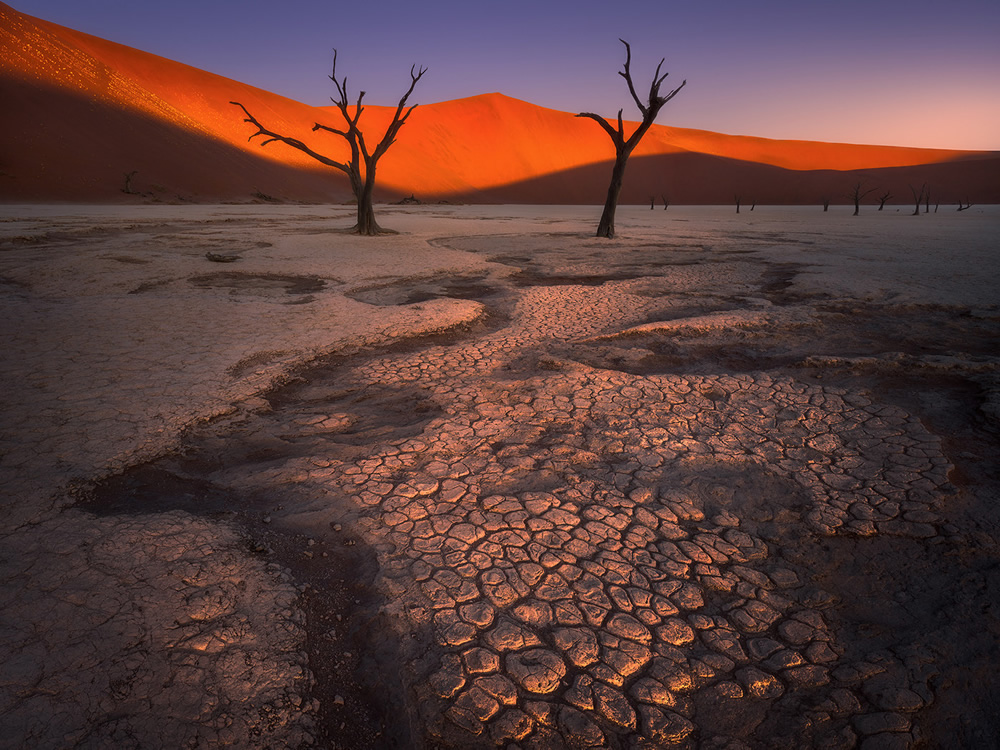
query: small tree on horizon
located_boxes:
[909,183,926,216]
[232,50,426,235]
[578,40,685,238]
[850,181,877,216]
[877,191,893,211]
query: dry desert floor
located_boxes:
[1,203,999,749]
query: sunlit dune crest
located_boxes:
[2,1,997,204]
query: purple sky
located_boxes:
[13,0,1000,150]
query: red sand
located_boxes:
[2,2,997,204]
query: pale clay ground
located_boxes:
[1,204,998,749]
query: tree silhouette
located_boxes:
[877,191,893,211]
[232,50,426,235]
[578,40,685,238]
[909,183,926,216]
[121,170,138,195]
[850,181,877,216]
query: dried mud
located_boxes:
[3,205,999,749]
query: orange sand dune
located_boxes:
[2,2,997,204]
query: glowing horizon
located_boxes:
[8,0,1000,151]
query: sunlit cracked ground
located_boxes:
[2,205,998,749]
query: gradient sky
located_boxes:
[13,0,1000,150]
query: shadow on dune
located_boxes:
[0,73,356,203]
[461,151,1000,207]
[2,70,997,206]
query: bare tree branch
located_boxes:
[576,112,622,145]
[231,100,350,174]
[617,39,647,117]
[579,41,685,237]
[231,49,425,235]
[373,63,427,160]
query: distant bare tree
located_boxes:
[924,188,931,214]
[957,198,973,211]
[850,181,877,216]
[822,197,830,212]
[233,50,426,235]
[650,196,655,210]
[662,194,670,210]
[578,40,685,238]
[735,195,741,214]
[750,200,756,212]
[909,183,926,216]
[877,191,892,211]
[122,170,138,195]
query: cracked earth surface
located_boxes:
[2,205,999,748]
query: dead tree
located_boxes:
[662,194,670,210]
[232,50,426,235]
[122,170,138,195]
[957,198,973,211]
[877,191,892,211]
[650,196,655,210]
[735,195,741,214]
[822,197,830,212]
[850,182,877,216]
[924,188,931,214]
[578,40,685,238]
[909,183,926,216]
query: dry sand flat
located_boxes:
[1,204,999,748]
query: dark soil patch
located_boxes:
[760,262,805,305]
[74,324,497,749]
[189,272,328,296]
[555,299,1000,747]
[82,462,412,750]
[346,275,499,306]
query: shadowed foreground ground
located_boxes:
[1,205,998,748]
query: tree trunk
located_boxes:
[355,176,381,235]
[596,154,627,238]
[356,193,378,235]
[348,164,380,235]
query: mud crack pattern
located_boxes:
[277,282,953,748]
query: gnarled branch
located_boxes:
[617,39,646,116]
[576,111,623,146]
[230,100,350,174]
[578,40,686,238]
[231,49,425,235]
[582,41,686,158]
[373,63,428,160]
